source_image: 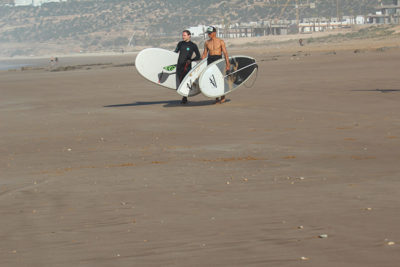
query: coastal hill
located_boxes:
[0,0,381,56]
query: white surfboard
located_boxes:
[199,56,258,98]
[135,48,179,90]
[176,58,207,97]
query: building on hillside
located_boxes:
[189,22,291,39]
[369,0,400,24]
[218,22,290,38]
[14,0,32,5]
[14,0,66,6]
[186,25,207,38]
[343,16,366,25]
[0,0,14,6]
[298,15,367,33]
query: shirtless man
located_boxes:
[202,26,230,104]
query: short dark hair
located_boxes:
[183,30,191,36]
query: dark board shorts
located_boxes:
[207,55,222,65]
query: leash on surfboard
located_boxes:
[223,62,258,78]
[224,62,258,88]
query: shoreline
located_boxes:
[0,51,138,71]
[2,39,399,73]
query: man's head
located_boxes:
[182,30,191,42]
[206,26,216,37]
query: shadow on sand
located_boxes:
[104,99,229,108]
[352,89,400,93]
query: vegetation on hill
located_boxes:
[0,0,382,56]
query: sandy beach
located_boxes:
[1,35,400,266]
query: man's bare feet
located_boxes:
[215,97,220,104]
[219,96,226,104]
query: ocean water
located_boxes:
[0,62,32,70]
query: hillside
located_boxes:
[0,0,382,56]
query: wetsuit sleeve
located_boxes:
[192,43,201,61]
[174,41,182,53]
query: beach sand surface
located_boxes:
[1,39,400,266]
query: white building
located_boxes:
[14,0,66,6]
[187,25,206,38]
[14,0,32,6]
[299,15,366,33]
[342,16,366,25]
[187,24,225,38]
[369,0,400,24]
[356,15,366,24]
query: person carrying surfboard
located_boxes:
[202,26,231,104]
[174,30,201,104]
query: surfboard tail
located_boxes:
[199,56,258,98]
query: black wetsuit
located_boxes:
[174,41,201,82]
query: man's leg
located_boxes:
[179,62,191,105]
[177,64,186,104]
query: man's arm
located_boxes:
[221,40,230,71]
[201,41,209,60]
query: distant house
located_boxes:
[14,0,33,6]
[187,25,207,38]
[0,0,14,6]
[14,0,67,6]
[369,0,400,24]
[342,15,366,25]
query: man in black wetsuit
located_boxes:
[174,30,201,104]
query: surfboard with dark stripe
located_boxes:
[199,56,258,98]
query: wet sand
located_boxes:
[1,41,400,266]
